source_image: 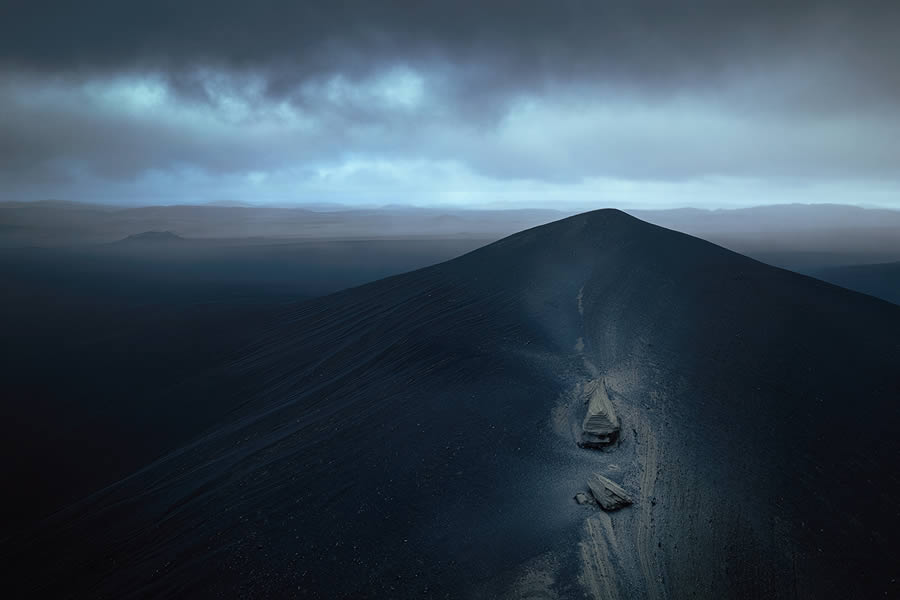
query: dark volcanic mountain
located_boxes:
[7,210,899,599]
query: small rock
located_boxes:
[574,492,593,505]
[587,473,633,511]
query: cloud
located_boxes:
[3,1,898,107]
[1,1,899,207]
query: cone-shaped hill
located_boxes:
[7,210,899,599]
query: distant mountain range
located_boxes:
[3,201,899,259]
[4,200,898,304]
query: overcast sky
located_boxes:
[1,1,899,209]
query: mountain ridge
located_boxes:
[7,209,899,599]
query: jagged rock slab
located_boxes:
[587,473,633,511]
[580,378,620,447]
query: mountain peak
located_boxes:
[10,210,899,599]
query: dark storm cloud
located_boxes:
[1,1,899,207]
[2,0,899,110]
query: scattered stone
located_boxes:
[574,492,594,506]
[579,378,620,448]
[587,473,633,511]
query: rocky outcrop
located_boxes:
[579,378,620,448]
[574,492,594,506]
[587,473,633,511]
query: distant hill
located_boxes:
[630,203,900,233]
[117,230,184,243]
[629,204,900,269]
[2,201,898,274]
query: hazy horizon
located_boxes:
[7,197,900,213]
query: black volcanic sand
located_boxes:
[4,211,899,598]
[0,237,487,530]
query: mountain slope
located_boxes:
[6,210,899,599]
